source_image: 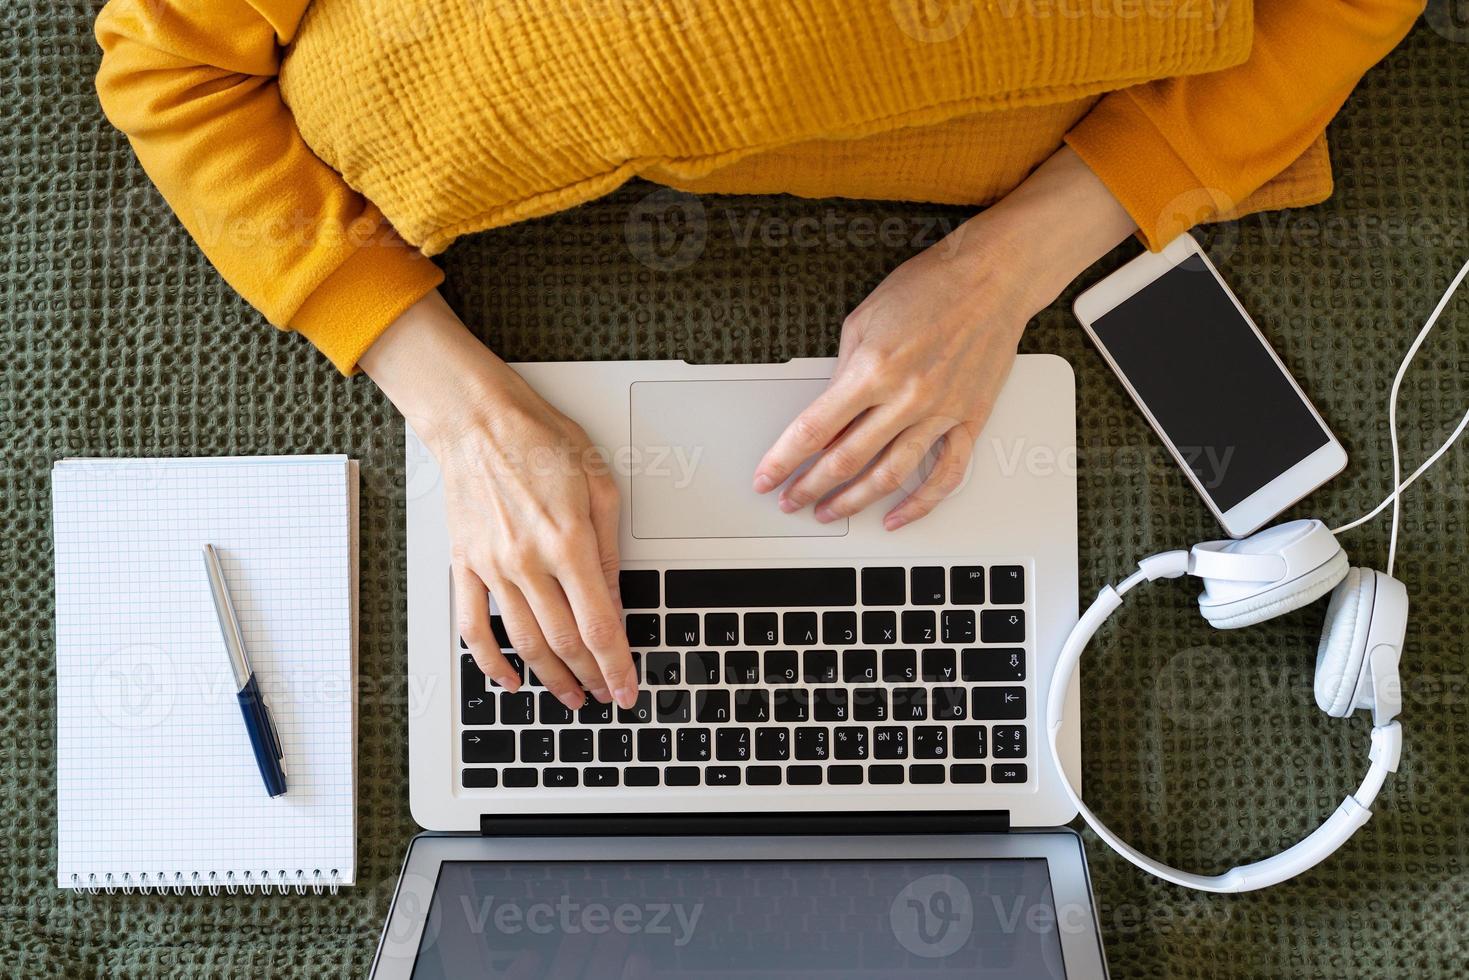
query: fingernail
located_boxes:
[753,474,775,494]
[814,506,836,523]
[884,516,907,531]
[779,496,800,514]
[614,687,638,709]
[496,675,521,692]
[559,690,585,711]
[591,687,611,704]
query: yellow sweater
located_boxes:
[95,0,1422,373]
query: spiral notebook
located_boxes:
[52,456,358,894]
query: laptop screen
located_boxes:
[411,858,1068,978]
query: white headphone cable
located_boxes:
[1330,255,1469,576]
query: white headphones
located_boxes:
[1047,255,1469,893]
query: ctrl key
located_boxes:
[992,763,1028,783]
[461,768,498,789]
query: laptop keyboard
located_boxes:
[458,561,1031,792]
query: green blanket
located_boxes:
[3,4,1466,976]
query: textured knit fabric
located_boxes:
[94,0,1420,373]
[7,6,1469,976]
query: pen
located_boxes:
[202,544,288,798]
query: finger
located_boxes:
[489,576,584,710]
[883,425,976,530]
[453,564,520,691]
[780,405,905,515]
[586,482,640,709]
[518,573,607,705]
[752,375,876,495]
[812,418,952,523]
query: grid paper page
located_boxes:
[53,457,356,890]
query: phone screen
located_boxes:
[1090,253,1330,512]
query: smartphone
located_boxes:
[1073,234,1346,538]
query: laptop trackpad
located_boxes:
[629,379,849,539]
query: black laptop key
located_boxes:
[638,728,673,762]
[746,766,781,786]
[539,691,575,725]
[921,648,957,683]
[954,726,987,759]
[578,700,613,725]
[765,650,799,684]
[869,765,904,785]
[843,649,878,683]
[624,767,659,787]
[724,651,760,685]
[686,651,720,685]
[773,688,810,722]
[874,726,908,759]
[834,726,868,760]
[734,688,771,723]
[520,730,556,764]
[656,690,692,724]
[932,686,967,721]
[862,610,897,645]
[460,664,495,726]
[461,768,498,789]
[543,768,578,788]
[619,569,660,609]
[625,613,660,649]
[503,768,538,788]
[559,730,594,763]
[992,763,1028,783]
[941,609,976,644]
[962,647,1026,682]
[704,612,740,646]
[490,615,513,649]
[462,731,515,764]
[990,565,1025,604]
[882,649,917,683]
[665,567,857,608]
[902,610,936,644]
[744,612,778,646]
[500,691,535,726]
[716,727,752,762]
[755,727,790,761]
[828,765,863,785]
[599,729,634,763]
[891,687,927,721]
[950,566,985,605]
[677,728,712,762]
[666,613,700,646]
[584,768,619,787]
[812,688,849,722]
[973,686,1026,720]
[804,650,838,684]
[783,611,818,646]
[501,653,526,684]
[909,764,944,784]
[911,566,945,605]
[664,767,699,786]
[645,652,681,686]
[695,690,731,723]
[786,765,822,785]
[861,566,905,606]
[852,687,888,721]
[913,726,948,759]
[795,728,829,760]
[992,725,1027,758]
[952,765,987,784]
[981,609,1025,644]
[618,691,652,724]
[461,653,487,696]
[822,611,857,646]
[705,766,741,786]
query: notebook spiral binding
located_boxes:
[71,869,342,896]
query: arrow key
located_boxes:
[972,686,1026,720]
[462,730,514,764]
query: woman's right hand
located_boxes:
[361,291,638,711]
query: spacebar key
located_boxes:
[665,567,857,608]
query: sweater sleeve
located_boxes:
[95,0,444,373]
[1065,0,1425,250]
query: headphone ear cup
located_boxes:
[1199,550,1348,630]
[1314,568,1375,717]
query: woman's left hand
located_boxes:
[752,145,1136,530]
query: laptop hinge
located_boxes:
[479,811,1010,837]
